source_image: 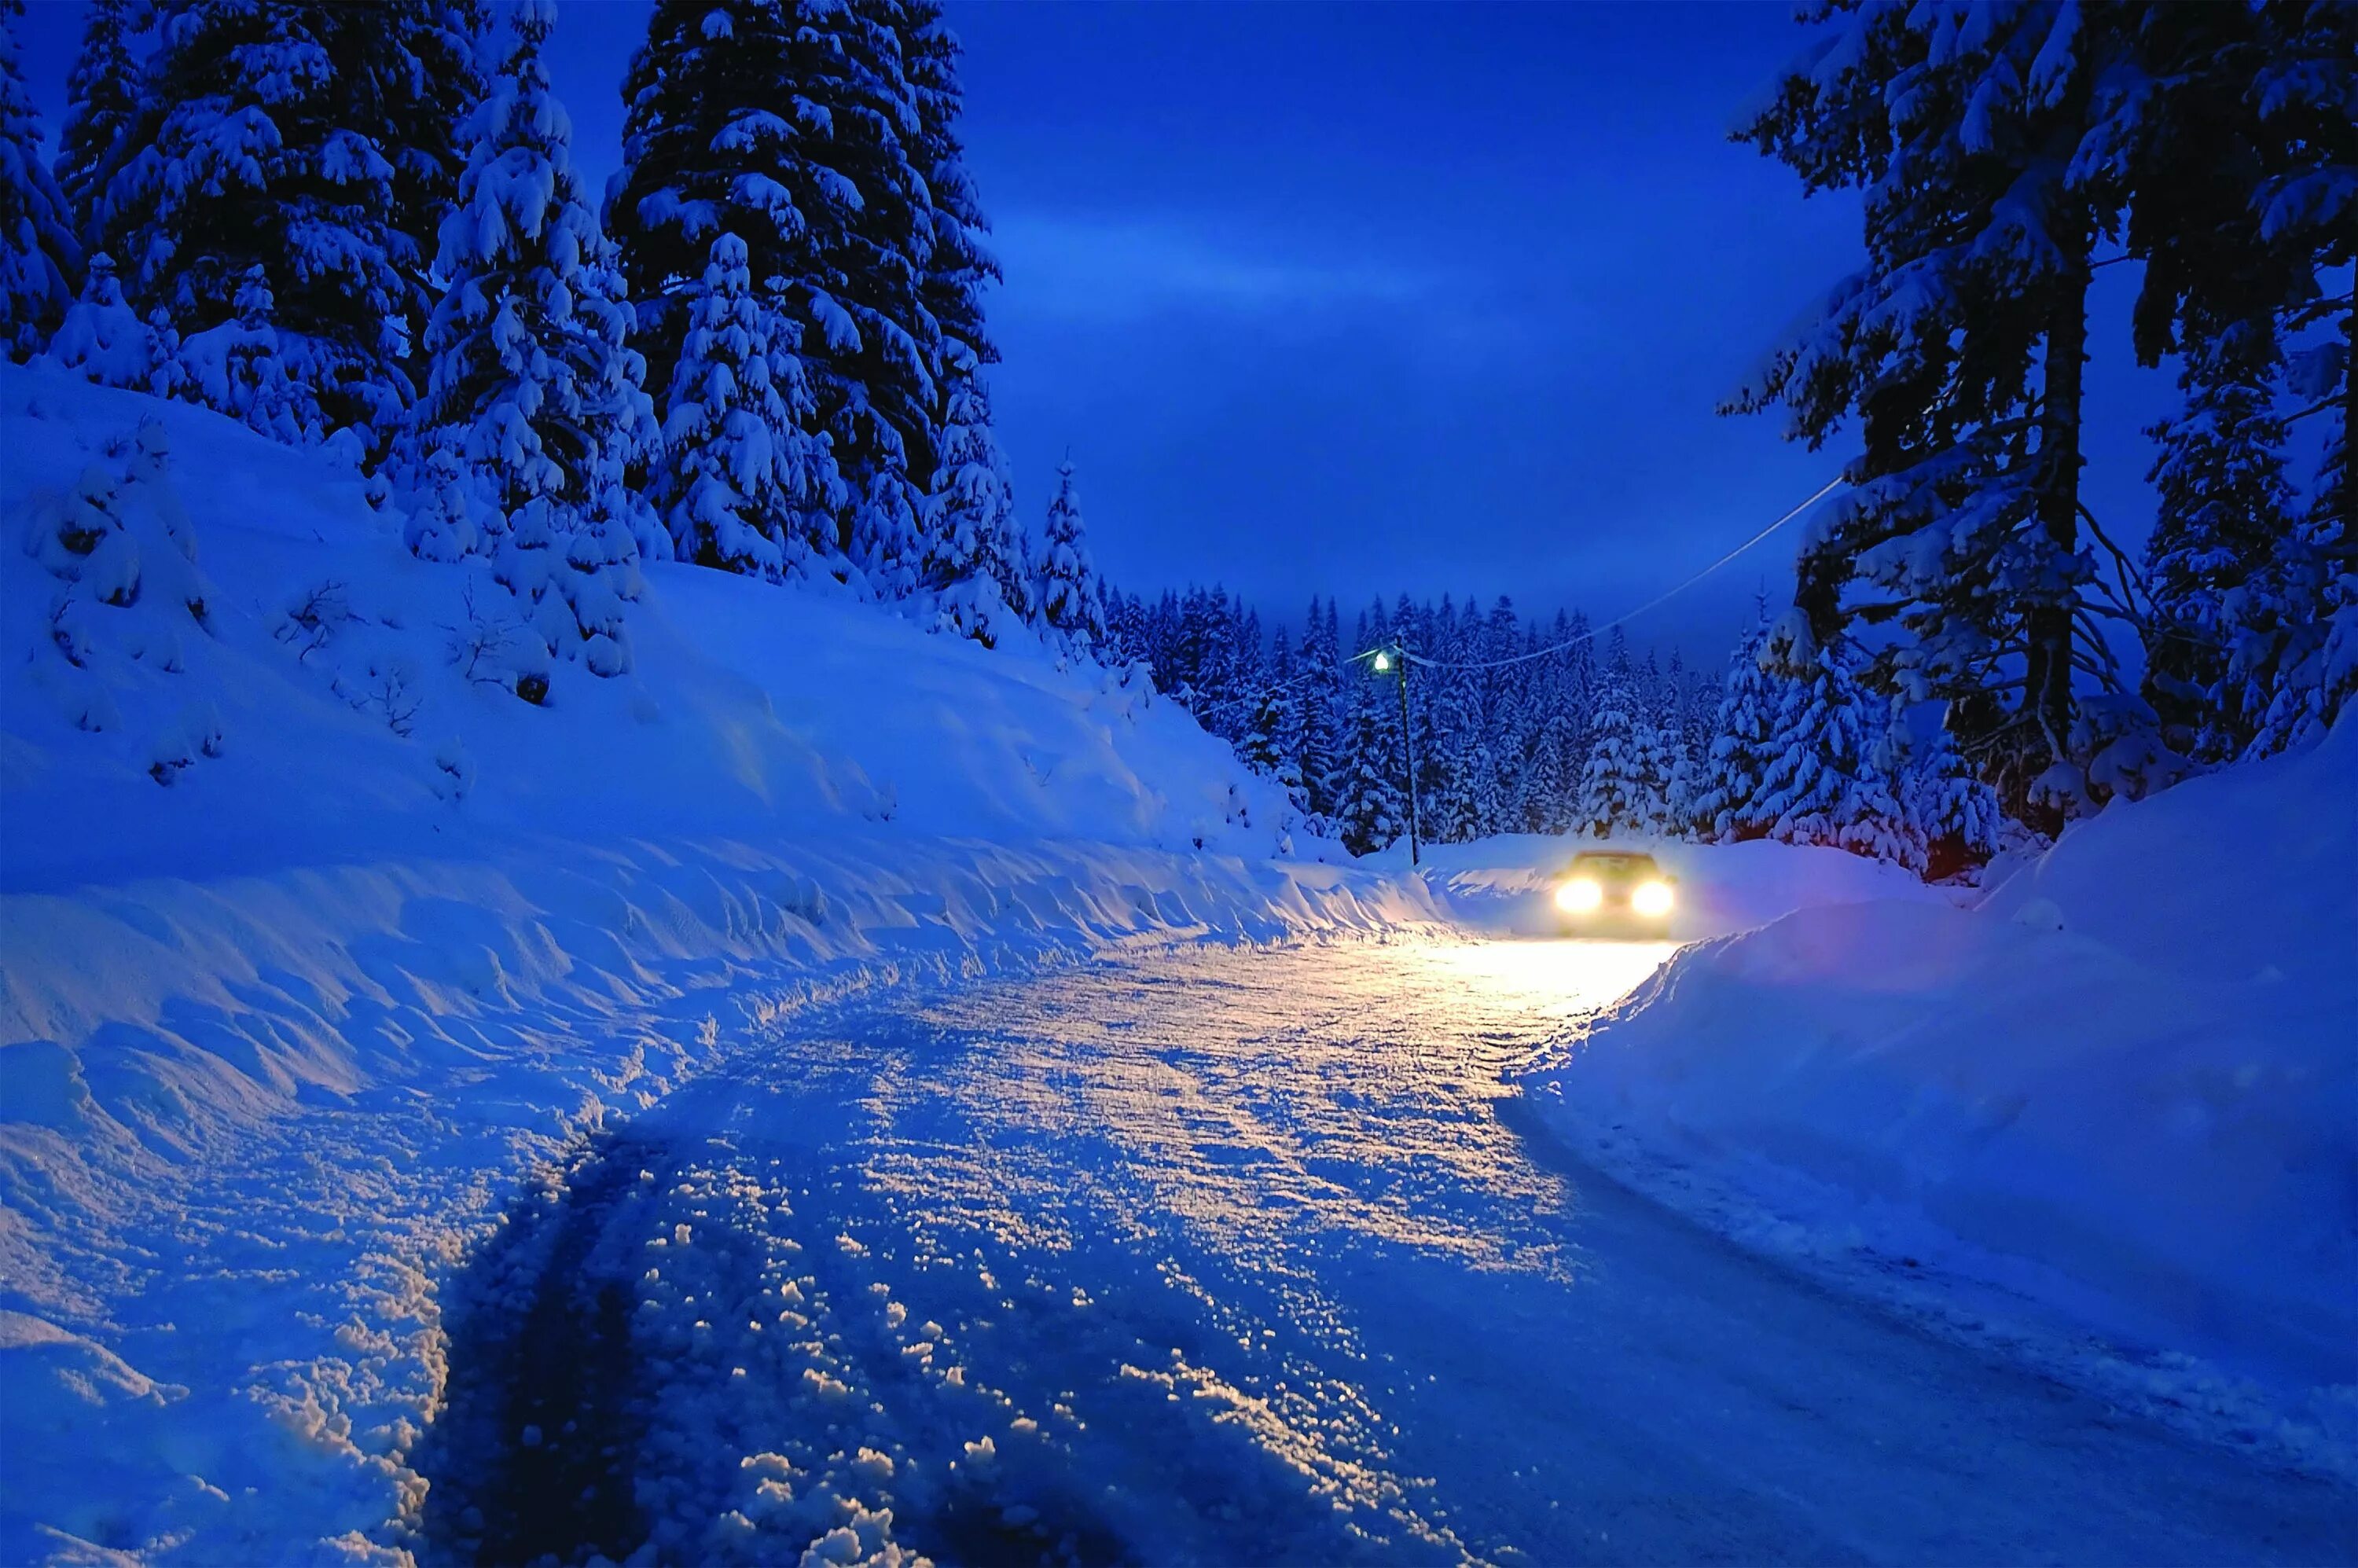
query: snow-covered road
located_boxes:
[421,939,2356,1566]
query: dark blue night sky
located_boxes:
[14,0,2184,656]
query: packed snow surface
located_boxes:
[1518,718,2358,1471]
[423,945,2348,1566]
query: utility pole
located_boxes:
[1364,641,1421,866]
[1393,641,1420,866]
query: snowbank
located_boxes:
[1517,722,2358,1474]
[0,365,1439,1562]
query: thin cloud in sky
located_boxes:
[990,211,1438,322]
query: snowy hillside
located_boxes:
[0,365,1329,890]
[0,365,1442,1562]
[1517,721,2358,1474]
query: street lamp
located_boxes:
[1361,641,1419,865]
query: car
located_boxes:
[1551,850,1677,935]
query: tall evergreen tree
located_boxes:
[658,233,828,578]
[1732,2,2136,824]
[608,0,957,589]
[1330,681,1405,857]
[1750,615,1917,866]
[104,0,418,443]
[416,0,599,527]
[1298,597,1342,817]
[0,0,81,360]
[56,0,143,250]
[2140,326,2294,762]
[1573,644,1673,841]
[382,0,487,376]
[573,235,667,560]
[1882,701,2000,882]
[923,358,1022,646]
[1690,604,1785,843]
[1038,457,1107,655]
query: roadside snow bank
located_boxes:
[1412,831,1951,939]
[1516,722,2358,1474]
[0,365,1438,1562]
[0,834,1432,1564]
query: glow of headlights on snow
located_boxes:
[1555,878,1603,913]
[1431,940,1675,1014]
[1632,880,1675,916]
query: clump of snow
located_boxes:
[0,362,1438,1562]
[1516,721,2358,1475]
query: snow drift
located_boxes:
[1517,719,2358,1472]
[0,364,1439,1562]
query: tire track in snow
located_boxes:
[422,939,2358,1567]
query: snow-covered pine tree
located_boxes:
[659,233,825,578]
[1038,457,1107,655]
[103,0,415,446]
[1478,595,1525,835]
[1329,683,1405,857]
[414,0,594,540]
[46,251,162,389]
[923,358,1019,646]
[405,434,481,564]
[1572,636,1676,842]
[381,0,487,385]
[608,0,949,595]
[56,0,142,250]
[1570,661,1647,841]
[572,235,667,561]
[1238,679,1308,815]
[1519,705,1574,835]
[1750,613,1918,868]
[1688,604,1784,843]
[1732,3,2135,826]
[180,266,325,445]
[902,0,1002,591]
[1295,598,1342,817]
[1883,701,1999,882]
[2139,324,2294,762]
[2218,1,2357,758]
[560,454,645,678]
[1267,626,1316,811]
[1,0,82,360]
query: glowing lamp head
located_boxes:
[1555,877,1603,913]
[1371,650,1393,674]
[1632,879,1675,917]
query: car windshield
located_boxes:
[1569,854,1658,878]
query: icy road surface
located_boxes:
[422,940,2356,1566]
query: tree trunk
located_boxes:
[2021,233,2092,824]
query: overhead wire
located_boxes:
[1364,473,1847,672]
[1174,471,1847,718]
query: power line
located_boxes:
[1173,470,1846,716]
[1376,472,1847,673]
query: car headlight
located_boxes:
[1555,878,1603,913]
[1632,879,1674,916]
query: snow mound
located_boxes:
[1517,722,2358,1474]
[0,365,1438,1562]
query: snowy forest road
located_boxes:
[420,940,2356,1567]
